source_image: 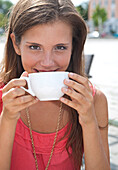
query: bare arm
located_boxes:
[60,73,110,170]
[82,90,110,170]
[0,76,37,169]
[0,114,18,170]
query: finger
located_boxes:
[59,96,89,117]
[13,95,36,105]
[15,99,38,112]
[2,79,26,93]
[2,87,26,101]
[7,98,38,114]
[62,87,87,104]
[68,73,92,92]
[64,79,92,99]
[20,71,29,77]
[60,96,80,111]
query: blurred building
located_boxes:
[88,0,118,34]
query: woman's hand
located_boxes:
[2,72,38,121]
[60,72,97,128]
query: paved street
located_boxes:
[84,38,118,170]
[109,125,118,170]
[85,38,118,122]
[0,37,118,170]
[81,125,118,170]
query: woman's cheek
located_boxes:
[57,55,71,70]
[21,54,36,71]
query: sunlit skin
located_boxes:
[14,20,73,73]
[9,20,74,131]
[1,20,110,170]
[7,20,101,128]
[11,20,96,127]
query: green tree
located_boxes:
[0,0,13,15]
[0,0,13,30]
[0,13,7,28]
[92,5,107,31]
[76,2,88,21]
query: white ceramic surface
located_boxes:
[21,72,69,101]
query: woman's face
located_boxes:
[12,20,73,73]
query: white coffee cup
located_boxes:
[21,71,69,101]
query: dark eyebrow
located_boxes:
[56,43,70,46]
[26,42,70,46]
[26,42,41,45]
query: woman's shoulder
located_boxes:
[94,88,108,105]
[94,88,108,128]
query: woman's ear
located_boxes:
[10,33,21,55]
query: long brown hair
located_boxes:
[0,0,87,168]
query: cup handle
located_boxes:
[20,77,35,96]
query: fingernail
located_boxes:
[60,97,65,102]
[65,79,70,83]
[69,72,74,77]
[63,88,68,92]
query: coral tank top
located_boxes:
[0,85,95,170]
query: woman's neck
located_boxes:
[20,101,70,134]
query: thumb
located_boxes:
[20,71,29,77]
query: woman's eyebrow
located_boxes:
[26,42,70,46]
[26,42,41,45]
[56,43,70,45]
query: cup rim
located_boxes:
[28,71,69,76]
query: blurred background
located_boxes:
[0,0,118,169]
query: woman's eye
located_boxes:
[29,45,41,50]
[55,46,67,50]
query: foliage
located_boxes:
[0,0,13,29]
[0,13,7,28]
[76,2,88,21]
[92,5,107,28]
[0,0,13,14]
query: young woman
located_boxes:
[0,0,110,169]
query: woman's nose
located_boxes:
[40,52,54,67]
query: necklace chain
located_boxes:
[26,102,62,170]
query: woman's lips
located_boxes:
[33,68,58,72]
